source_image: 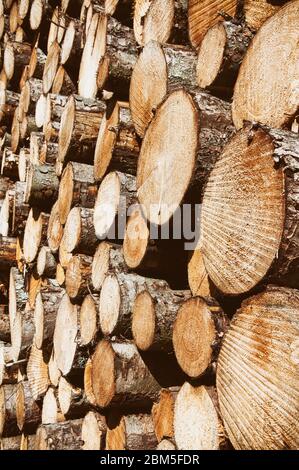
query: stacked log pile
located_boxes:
[0,0,298,451]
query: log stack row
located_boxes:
[0,0,298,451]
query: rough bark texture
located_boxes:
[0,383,18,437]
[16,381,41,433]
[106,413,158,450]
[25,164,59,210]
[35,419,84,450]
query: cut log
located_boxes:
[0,236,16,267]
[188,0,239,48]
[34,282,64,349]
[81,411,106,450]
[41,387,63,425]
[58,240,73,269]
[233,1,299,130]
[16,381,41,432]
[65,254,92,301]
[79,293,100,347]
[91,241,127,291]
[188,244,213,297]
[12,181,30,236]
[157,438,176,450]
[29,132,57,166]
[0,188,13,237]
[36,246,57,278]
[97,15,138,90]
[196,20,254,90]
[35,419,84,450]
[20,433,36,450]
[0,176,13,199]
[137,88,233,225]
[130,40,197,138]
[24,163,59,210]
[93,171,136,240]
[47,201,63,254]
[3,41,33,82]
[58,377,89,418]
[52,65,76,95]
[18,148,29,182]
[151,387,179,442]
[83,358,97,408]
[1,147,18,179]
[91,339,160,408]
[243,0,290,30]
[0,344,17,386]
[62,207,97,256]
[217,286,299,450]
[173,297,229,378]
[42,41,60,94]
[53,293,86,376]
[174,382,229,450]
[94,101,139,181]
[23,208,49,263]
[26,343,49,401]
[57,162,97,225]
[134,0,188,46]
[1,434,21,449]
[48,350,61,388]
[201,125,299,295]
[0,383,18,437]
[55,263,65,287]
[106,413,157,450]
[132,284,190,352]
[57,95,104,167]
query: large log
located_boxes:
[174,382,229,450]
[94,101,139,181]
[217,286,299,450]
[132,283,190,352]
[173,297,229,378]
[137,88,234,226]
[130,40,197,138]
[91,339,160,408]
[201,125,299,295]
[93,171,136,240]
[233,1,299,130]
[133,0,188,46]
[106,413,158,450]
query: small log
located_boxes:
[79,294,100,347]
[1,147,18,179]
[35,419,84,450]
[106,413,158,450]
[36,246,57,278]
[24,163,59,210]
[83,358,97,408]
[57,94,104,167]
[42,41,60,94]
[23,208,49,263]
[152,387,179,443]
[94,101,139,182]
[57,162,97,225]
[0,383,18,437]
[0,176,13,199]
[47,201,63,254]
[93,171,136,240]
[29,132,57,166]
[48,350,61,388]
[27,343,49,401]
[20,433,36,450]
[0,236,16,267]
[91,339,160,408]
[188,245,213,297]
[91,241,127,291]
[16,381,41,433]
[55,263,65,287]
[133,0,188,46]
[130,40,197,138]
[157,439,176,450]
[65,254,92,301]
[62,207,97,255]
[18,148,29,182]
[132,284,190,352]
[41,387,64,425]
[174,382,229,450]
[12,182,30,236]
[0,187,13,236]
[173,297,229,378]
[81,411,106,450]
[34,282,64,349]
[58,377,89,419]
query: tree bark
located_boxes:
[91,241,127,292]
[0,236,16,267]
[24,163,59,210]
[0,383,18,437]
[1,434,22,449]
[62,207,98,256]
[35,419,84,450]
[16,381,41,433]
[65,254,92,301]
[58,377,89,419]
[12,181,30,236]
[91,339,161,408]
[106,413,158,450]
[152,387,179,442]
[0,304,10,343]
[1,147,18,179]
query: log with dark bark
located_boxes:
[0,304,10,342]
[201,125,299,295]
[65,254,92,301]
[233,1,299,130]
[1,147,18,179]
[94,101,139,181]
[0,236,16,267]
[0,383,18,437]
[133,0,188,46]
[57,162,97,224]
[172,297,229,378]
[217,286,299,450]
[106,413,158,450]
[35,419,84,450]
[136,88,234,226]
[34,281,64,349]
[196,20,254,91]
[91,339,160,408]
[24,163,59,210]
[130,40,197,138]
[93,171,136,241]
[132,283,190,352]
[16,381,41,433]
[0,434,21,449]
[174,382,229,450]
[12,182,30,236]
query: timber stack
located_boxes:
[0,0,298,451]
